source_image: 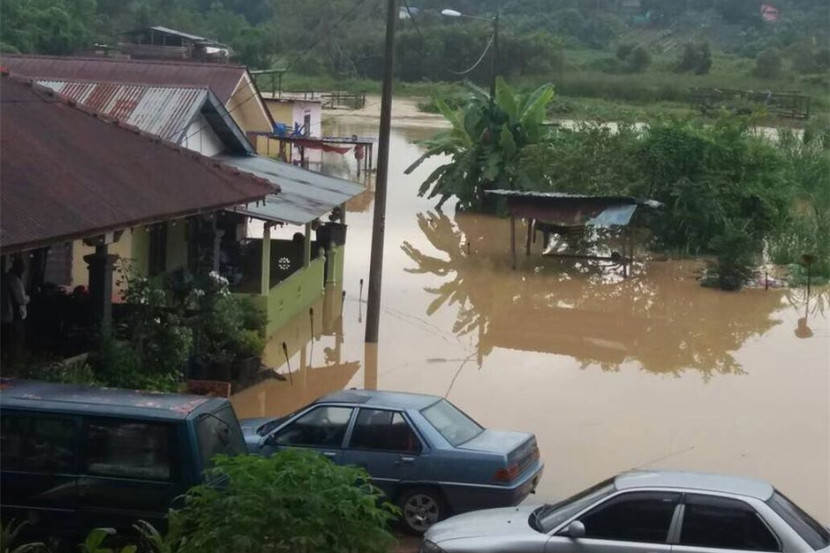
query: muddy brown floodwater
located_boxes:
[232,104,830,535]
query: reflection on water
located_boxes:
[403,210,790,377]
[231,285,362,419]
[235,119,830,522]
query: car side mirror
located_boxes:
[565,520,586,538]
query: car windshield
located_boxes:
[767,490,830,549]
[257,415,289,436]
[534,478,616,533]
[420,399,483,446]
[197,405,247,480]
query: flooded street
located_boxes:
[232,102,830,523]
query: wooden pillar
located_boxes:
[325,248,336,285]
[364,342,378,390]
[525,218,533,256]
[510,215,517,270]
[212,229,224,272]
[84,244,117,339]
[303,222,312,268]
[260,223,271,296]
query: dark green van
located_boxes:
[0,379,246,537]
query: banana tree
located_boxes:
[405,78,555,212]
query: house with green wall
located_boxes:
[17,78,364,342]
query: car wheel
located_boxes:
[397,487,445,535]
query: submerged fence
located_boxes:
[691,88,810,120]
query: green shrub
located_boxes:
[1,519,46,553]
[754,48,783,79]
[626,46,652,73]
[95,339,182,393]
[11,357,97,386]
[704,220,758,291]
[676,42,712,75]
[117,263,193,378]
[168,451,397,553]
[616,43,635,61]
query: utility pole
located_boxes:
[365,0,397,343]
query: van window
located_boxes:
[84,419,174,481]
[196,405,246,472]
[0,413,76,473]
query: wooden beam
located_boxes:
[303,222,312,268]
[525,218,533,255]
[510,215,517,270]
[260,223,271,296]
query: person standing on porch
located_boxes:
[1,258,30,365]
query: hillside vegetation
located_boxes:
[2,0,827,111]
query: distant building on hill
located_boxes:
[117,26,232,62]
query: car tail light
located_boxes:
[494,463,520,482]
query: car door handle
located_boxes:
[396,456,415,465]
[322,451,338,458]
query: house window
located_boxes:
[148,223,168,276]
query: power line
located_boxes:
[401,0,495,77]
[448,35,493,75]
[278,0,372,73]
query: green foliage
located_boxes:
[754,48,783,79]
[770,122,830,277]
[676,42,713,75]
[115,263,192,382]
[407,78,555,211]
[703,220,758,291]
[506,114,803,262]
[80,528,136,553]
[94,339,183,392]
[627,46,652,73]
[133,520,182,553]
[167,451,397,553]
[1,520,46,553]
[188,272,266,364]
[11,356,97,386]
[0,0,96,55]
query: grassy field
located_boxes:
[264,49,829,125]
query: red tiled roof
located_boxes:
[0,54,247,104]
[0,74,274,253]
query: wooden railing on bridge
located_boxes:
[690,87,810,120]
[280,90,367,110]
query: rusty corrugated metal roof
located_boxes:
[485,189,662,228]
[0,75,275,253]
[36,80,208,143]
[1,54,246,104]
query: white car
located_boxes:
[421,470,830,553]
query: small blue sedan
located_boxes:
[240,389,544,534]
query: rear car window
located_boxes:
[84,419,174,481]
[767,491,830,550]
[196,405,247,473]
[349,409,422,453]
[420,399,483,447]
[1,412,76,473]
[680,494,779,552]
